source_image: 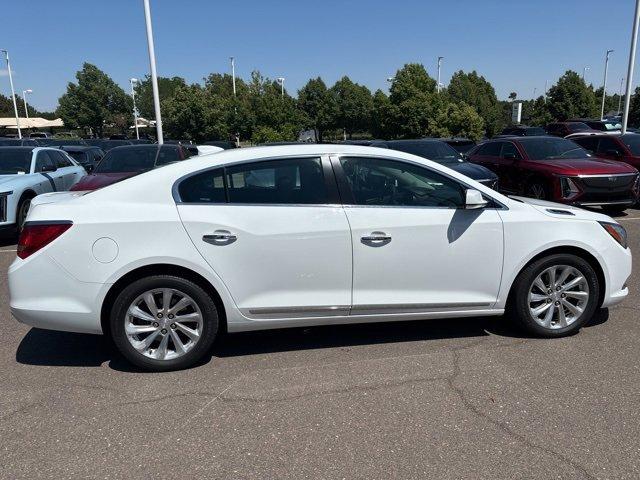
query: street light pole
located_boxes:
[1,49,21,139]
[618,77,625,115]
[230,57,236,97]
[544,80,548,103]
[130,78,140,140]
[277,77,285,97]
[582,66,589,82]
[142,0,163,144]
[601,49,614,120]
[622,0,640,134]
[22,89,32,119]
[437,56,444,93]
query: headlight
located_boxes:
[599,221,628,249]
[560,176,580,199]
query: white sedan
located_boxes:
[0,146,86,232]
[9,144,632,371]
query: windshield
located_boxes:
[519,137,590,160]
[94,147,178,173]
[388,141,464,163]
[567,122,591,132]
[0,149,32,174]
[622,134,640,156]
[67,151,88,163]
[524,127,546,136]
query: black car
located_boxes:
[204,140,237,149]
[568,119,622,132]
[497,126,546,137]
[370,139,499,189]
[0,137,40,146]
[441,137,477,154]
[84,139,133,151]
[41,139,89,146]
[59,145,105,171]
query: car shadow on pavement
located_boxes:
[15,309,609,370]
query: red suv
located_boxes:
[546,122,595,137]
[467,136,639,213]
[571,133,640,171]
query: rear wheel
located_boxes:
[16,194,33,231]
[110,275,219,371]
[510,254,599,337]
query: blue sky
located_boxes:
[2,0,638,111]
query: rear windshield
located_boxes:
[94,147,180,173]
[67,151,88,163]
[523,127,546,136]
[387,141,464,163]
[0,149,31,174]
[566,122,591,132]
[519,137,590,160]
[622,134,640,156]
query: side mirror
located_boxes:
[465,189,489,209]
[605,149,622,157]
[41,164,57,172]
[85,164,95,173]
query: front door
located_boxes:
[334,155,504,313]
[177,156,352,319]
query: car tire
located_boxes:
[509,253,599,337]
[110,275,219,371]
[527,181,548,200]
[16,194,34,231]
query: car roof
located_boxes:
[60,145,101,151]
[108,144,179,152]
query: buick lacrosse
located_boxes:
[9,145,631,371]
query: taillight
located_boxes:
[17,222,72,259]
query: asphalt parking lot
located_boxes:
[1,213,640,480]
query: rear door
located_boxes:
[176,156,353,320]
[34,150,64,191]
[49,150,82,189]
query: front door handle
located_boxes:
[361,231,392,246]
[203,230,237,245]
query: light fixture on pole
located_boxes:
[130,78,140,140]
[1,49,22,139]
[600,49,614,120]
[276,77,285,97]
[533,87,537,99]
[230,56,236,97]
[437,56,444,93]
[386,77,395,83]
[622,0,640,134]
[142,0,163,144]
[22,89,32,119]
[582,66,590,82]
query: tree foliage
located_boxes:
[447,70,503,136]
[546,71,598,121]
[57,63,131,136]
[298,77,338,142]
[331,76,373,138]
[134,75,186,119]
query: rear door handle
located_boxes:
[203,230,237,244]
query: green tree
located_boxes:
[594,87,621,117]
[447,70,503,136]
[330,76,373,138]
[370,89,398,139]
[57,63,131,136]
[298,77,338,142]
[628,86,640,127]
[521,96,553,126]
[546,71,598,121]
[134,76,186,119]
[389,63,437,104]
[162,84,211,142]
[430,102,485,141]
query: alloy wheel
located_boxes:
[528,265,589,329]
[125,288,203,360]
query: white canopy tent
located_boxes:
[0,117,64,129]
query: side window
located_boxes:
[477,142,501,156]
[574,136,598,153]
[597,137,623,155]
[178,168,226,203]
[51,150,72,167]
[339,156,465,208]
[34,151,55,172]
[155,147,181,165]
[226,157,327,205]
[500,142,521,159]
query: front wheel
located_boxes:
[509,254,599,337]
[110,275,219,371]
[16,195,33,231]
